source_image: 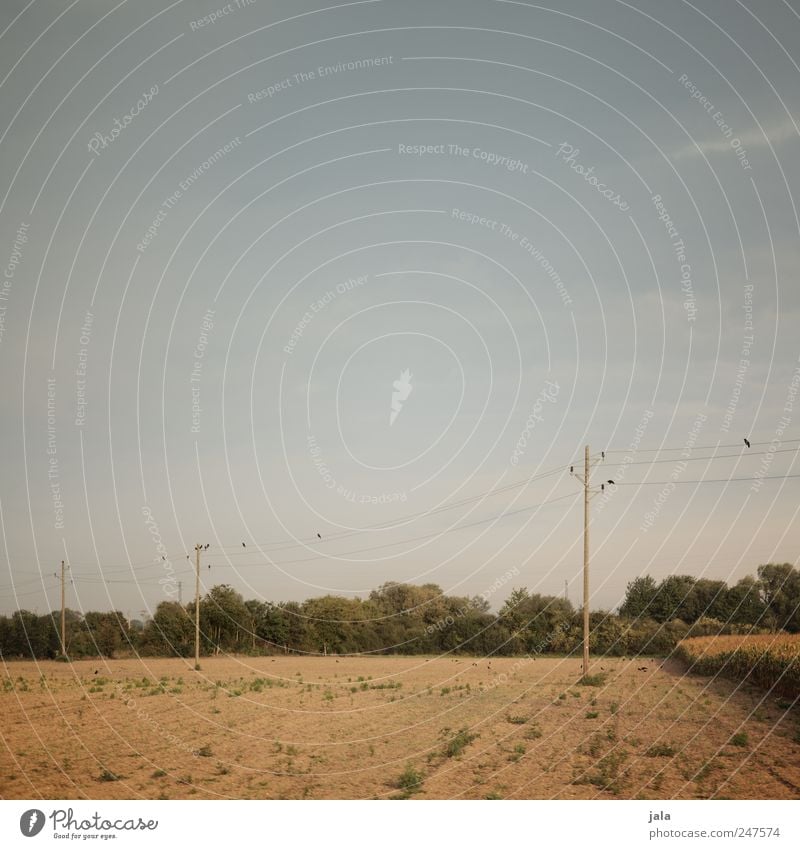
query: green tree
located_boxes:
[141,601,194,656]
[757,563,800,631]
[619,576,658,618]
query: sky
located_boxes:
[1,0,799,620]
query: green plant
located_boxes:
[395,764,424,797]
[730,731,749,747]
[610,701,619,714]
[152,769,167,778]
[579,673,608,687]
[524,726,543,740]
[444,728,479,758]
[196,745,213,758]
[646,743,676,757]
[506,715,528,724]
[585,711,599,719]
[98,769,120,782]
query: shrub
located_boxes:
[444,728,478,758]
[395,764,424,796]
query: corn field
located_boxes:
[677,634,800,699]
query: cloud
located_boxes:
[671,117,800,162]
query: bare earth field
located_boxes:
[1,655,798,800]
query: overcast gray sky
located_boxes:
[1,0,799,619]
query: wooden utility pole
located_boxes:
[194,544,201,670]
[60,560,67,657]
[583,445,590,677]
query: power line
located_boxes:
[602,437,800,455]
[614,473,800,485]
[207,492,581,567]
[618,447,799,466]
[215,461,574,554]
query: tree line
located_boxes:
[1,563,797,660]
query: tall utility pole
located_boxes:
[570,446,613,677]
[194,544,202,670]
[583,445,590,677]
[60,560,67,657]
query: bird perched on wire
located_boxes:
[744,438,751,448]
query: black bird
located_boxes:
[744,438,751,448]
[317,533,322,539]
[161,556,166,561]
[607,479,615,485]
[242,542,246,548]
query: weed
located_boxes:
[729,732,749,747]
[579,750,628,794]
[196,745,213,758]
[506,715,528,725]
[395,764,424,797]
[152,769,167,778]
[98,769,120,782]
[585,711,599,719]
[579,673,608,687]
[646,743,676,758]
[610,701,619,715]
[444,728,478,758]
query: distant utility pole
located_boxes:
[194,545,201,669]
[564,579,568,604]
[194,543,208,670]
[583,445,590,677]
[178,581,182,606]
[571,446,614,677]
[60,560,67,656]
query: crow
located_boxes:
[317,533,322,539]
[744,438,751,448]
[242,542,246,548]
